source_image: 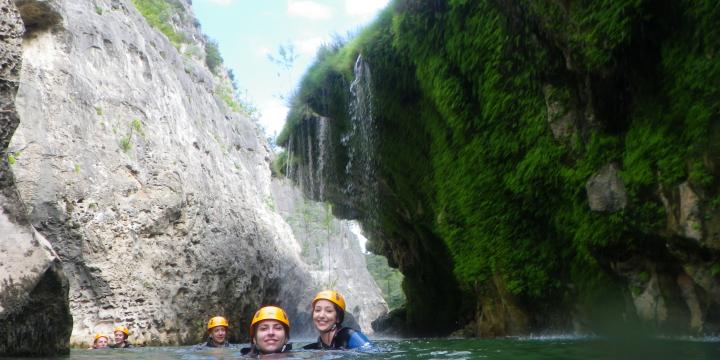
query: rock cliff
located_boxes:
[280,0,720,336]
[6,0,384,348]
[271,178,388,334]
[0,1,73,356]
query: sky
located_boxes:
[192,0,391,139]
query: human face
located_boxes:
[254,320,287,354]
[210,325,227,345]
[312,299,338,333]
[94,337,108,349]
[114,331,125,345]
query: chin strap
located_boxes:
[320,323,338,334]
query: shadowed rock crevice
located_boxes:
[0,262,72,356]
[16,0,62,36]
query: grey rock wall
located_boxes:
[271,178,388,335]
[0,0,72,355]
[8,0,317,346]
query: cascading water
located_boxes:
[345,54,379,228]
[316,116,330,201]
[305,123,316,198]
[285,136,294,181]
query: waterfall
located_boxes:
[346,54,379,227]
[285,136,294,181]
[316,116,330,201]
[305,122,315,198]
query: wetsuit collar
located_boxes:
[320,324,338,345]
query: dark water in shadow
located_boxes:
[8,336,720,359]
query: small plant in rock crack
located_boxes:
[119,119,145,153]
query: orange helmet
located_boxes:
[207,316,229,330]
[312,290,346,324]
[93,333,109,342]
[250,306,290,337]
[113,326,129,336]
[312,290,346,311]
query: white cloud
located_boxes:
[294,37,326,55]
[287,0,332,19]
[345,0,389,15]
[206,0,234,6]
[259,99,289,137]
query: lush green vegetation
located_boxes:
[131,0,187,48]
[365,253,406,310]
[281,0,720,334]
[205,39,223,75]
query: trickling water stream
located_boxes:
[8,337,719,359]
[316,116,330,201]
[344,54,379,228]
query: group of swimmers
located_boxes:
[91,290,371,356]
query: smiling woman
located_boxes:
[304,290,371,350]
[241,306,292,356]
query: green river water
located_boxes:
[8,336,719,359]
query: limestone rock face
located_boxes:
[0,0,72,356]
[586,163,627,212]
[8,0,319,346]
[271,178,388,334]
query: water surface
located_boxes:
[11,337,720,359]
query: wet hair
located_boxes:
[334,304,345,325]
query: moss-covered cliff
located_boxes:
[280,0,720,336]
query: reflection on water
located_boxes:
[7,337,720,360]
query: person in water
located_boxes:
[111,325,133,348]
[92,333,109,349]
[303,290,371,350]
[241,306,292,356]
[205,316,231,347]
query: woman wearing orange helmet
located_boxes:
[205,316,231,347]
[111,325,133,348]
[241,306,292,356]
[303,290,371,350]
[91,333,109,349]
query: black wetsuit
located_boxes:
[240,343,292,356]
[110,342,133,348]
[205,338,231,348]
[302,327,370,350]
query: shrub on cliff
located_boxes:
[131,0,187,48]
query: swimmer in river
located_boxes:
[241,306,292,356]
[205,316,231,347]
[92,333,109,349]
[303,290,371,350]
[111,325,133,348]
